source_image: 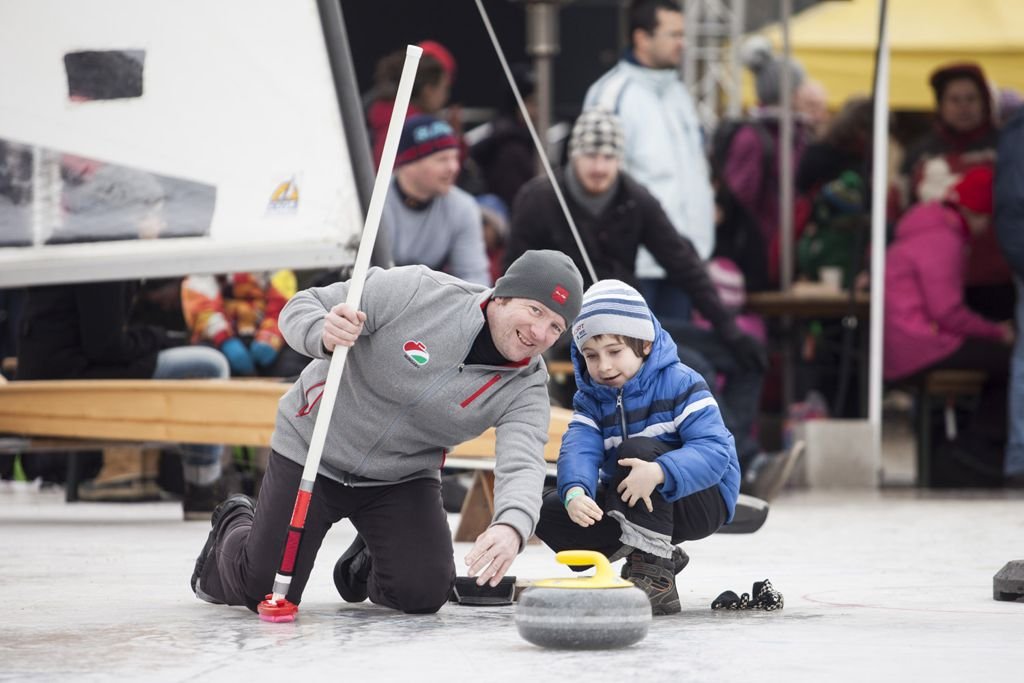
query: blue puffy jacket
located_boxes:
[996,109,1024,278]
[557,316,741,523]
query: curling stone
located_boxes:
[515,550,651,650]
[993,560,1024,602]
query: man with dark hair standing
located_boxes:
[584,0,714,321]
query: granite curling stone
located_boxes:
[993,559,1024,602]
[515,550,652,649]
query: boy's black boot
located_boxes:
[333,535,372,603]
[625,550,681,616]
[621,545,689,579]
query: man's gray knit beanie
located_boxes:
[493,250,584,327]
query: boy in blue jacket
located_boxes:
[536,280,741,614]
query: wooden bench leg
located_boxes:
[918,386,985,487]
[453,470,495,543]
[917,397,932,488]
[66,452,81,502]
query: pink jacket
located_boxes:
[883,202,1005,380]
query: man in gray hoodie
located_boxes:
[191,250,583,614]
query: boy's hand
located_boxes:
[322,302,366,352]
[616,459,665,513]
[566,492,603,527]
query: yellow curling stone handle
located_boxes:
[533,550,635,589]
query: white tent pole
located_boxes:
[779,0,794,291]
[869,0,890,470]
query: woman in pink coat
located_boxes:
[884,166,1013,383]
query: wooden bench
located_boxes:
[545,360,574,382]
[543,358,577,410]
[0,378,770,534]
[915,370,987,487]
[0,379,571,539]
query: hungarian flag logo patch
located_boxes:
[403,340,429,367]
[551,284,569,305]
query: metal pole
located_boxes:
[727,0,745,118]
[779,0,793,292]
[683,0,700,96]
[869,0,891,475]
[525,1,562,167]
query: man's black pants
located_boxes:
[199,452,456,614]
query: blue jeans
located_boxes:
[153,346,229,468]
[1008,278,1024,477]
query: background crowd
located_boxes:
[2,0,1022,511]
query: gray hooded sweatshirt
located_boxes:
[272,265,551,544]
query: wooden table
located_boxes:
[746,287,869,319]
[746,286,871,420]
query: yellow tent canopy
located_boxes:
[749,0,1024,111]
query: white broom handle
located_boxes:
[299,45,422,483]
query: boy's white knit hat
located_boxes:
[571,280,655,348]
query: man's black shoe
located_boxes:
[333,535,372,603]
[190,494,255,603]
